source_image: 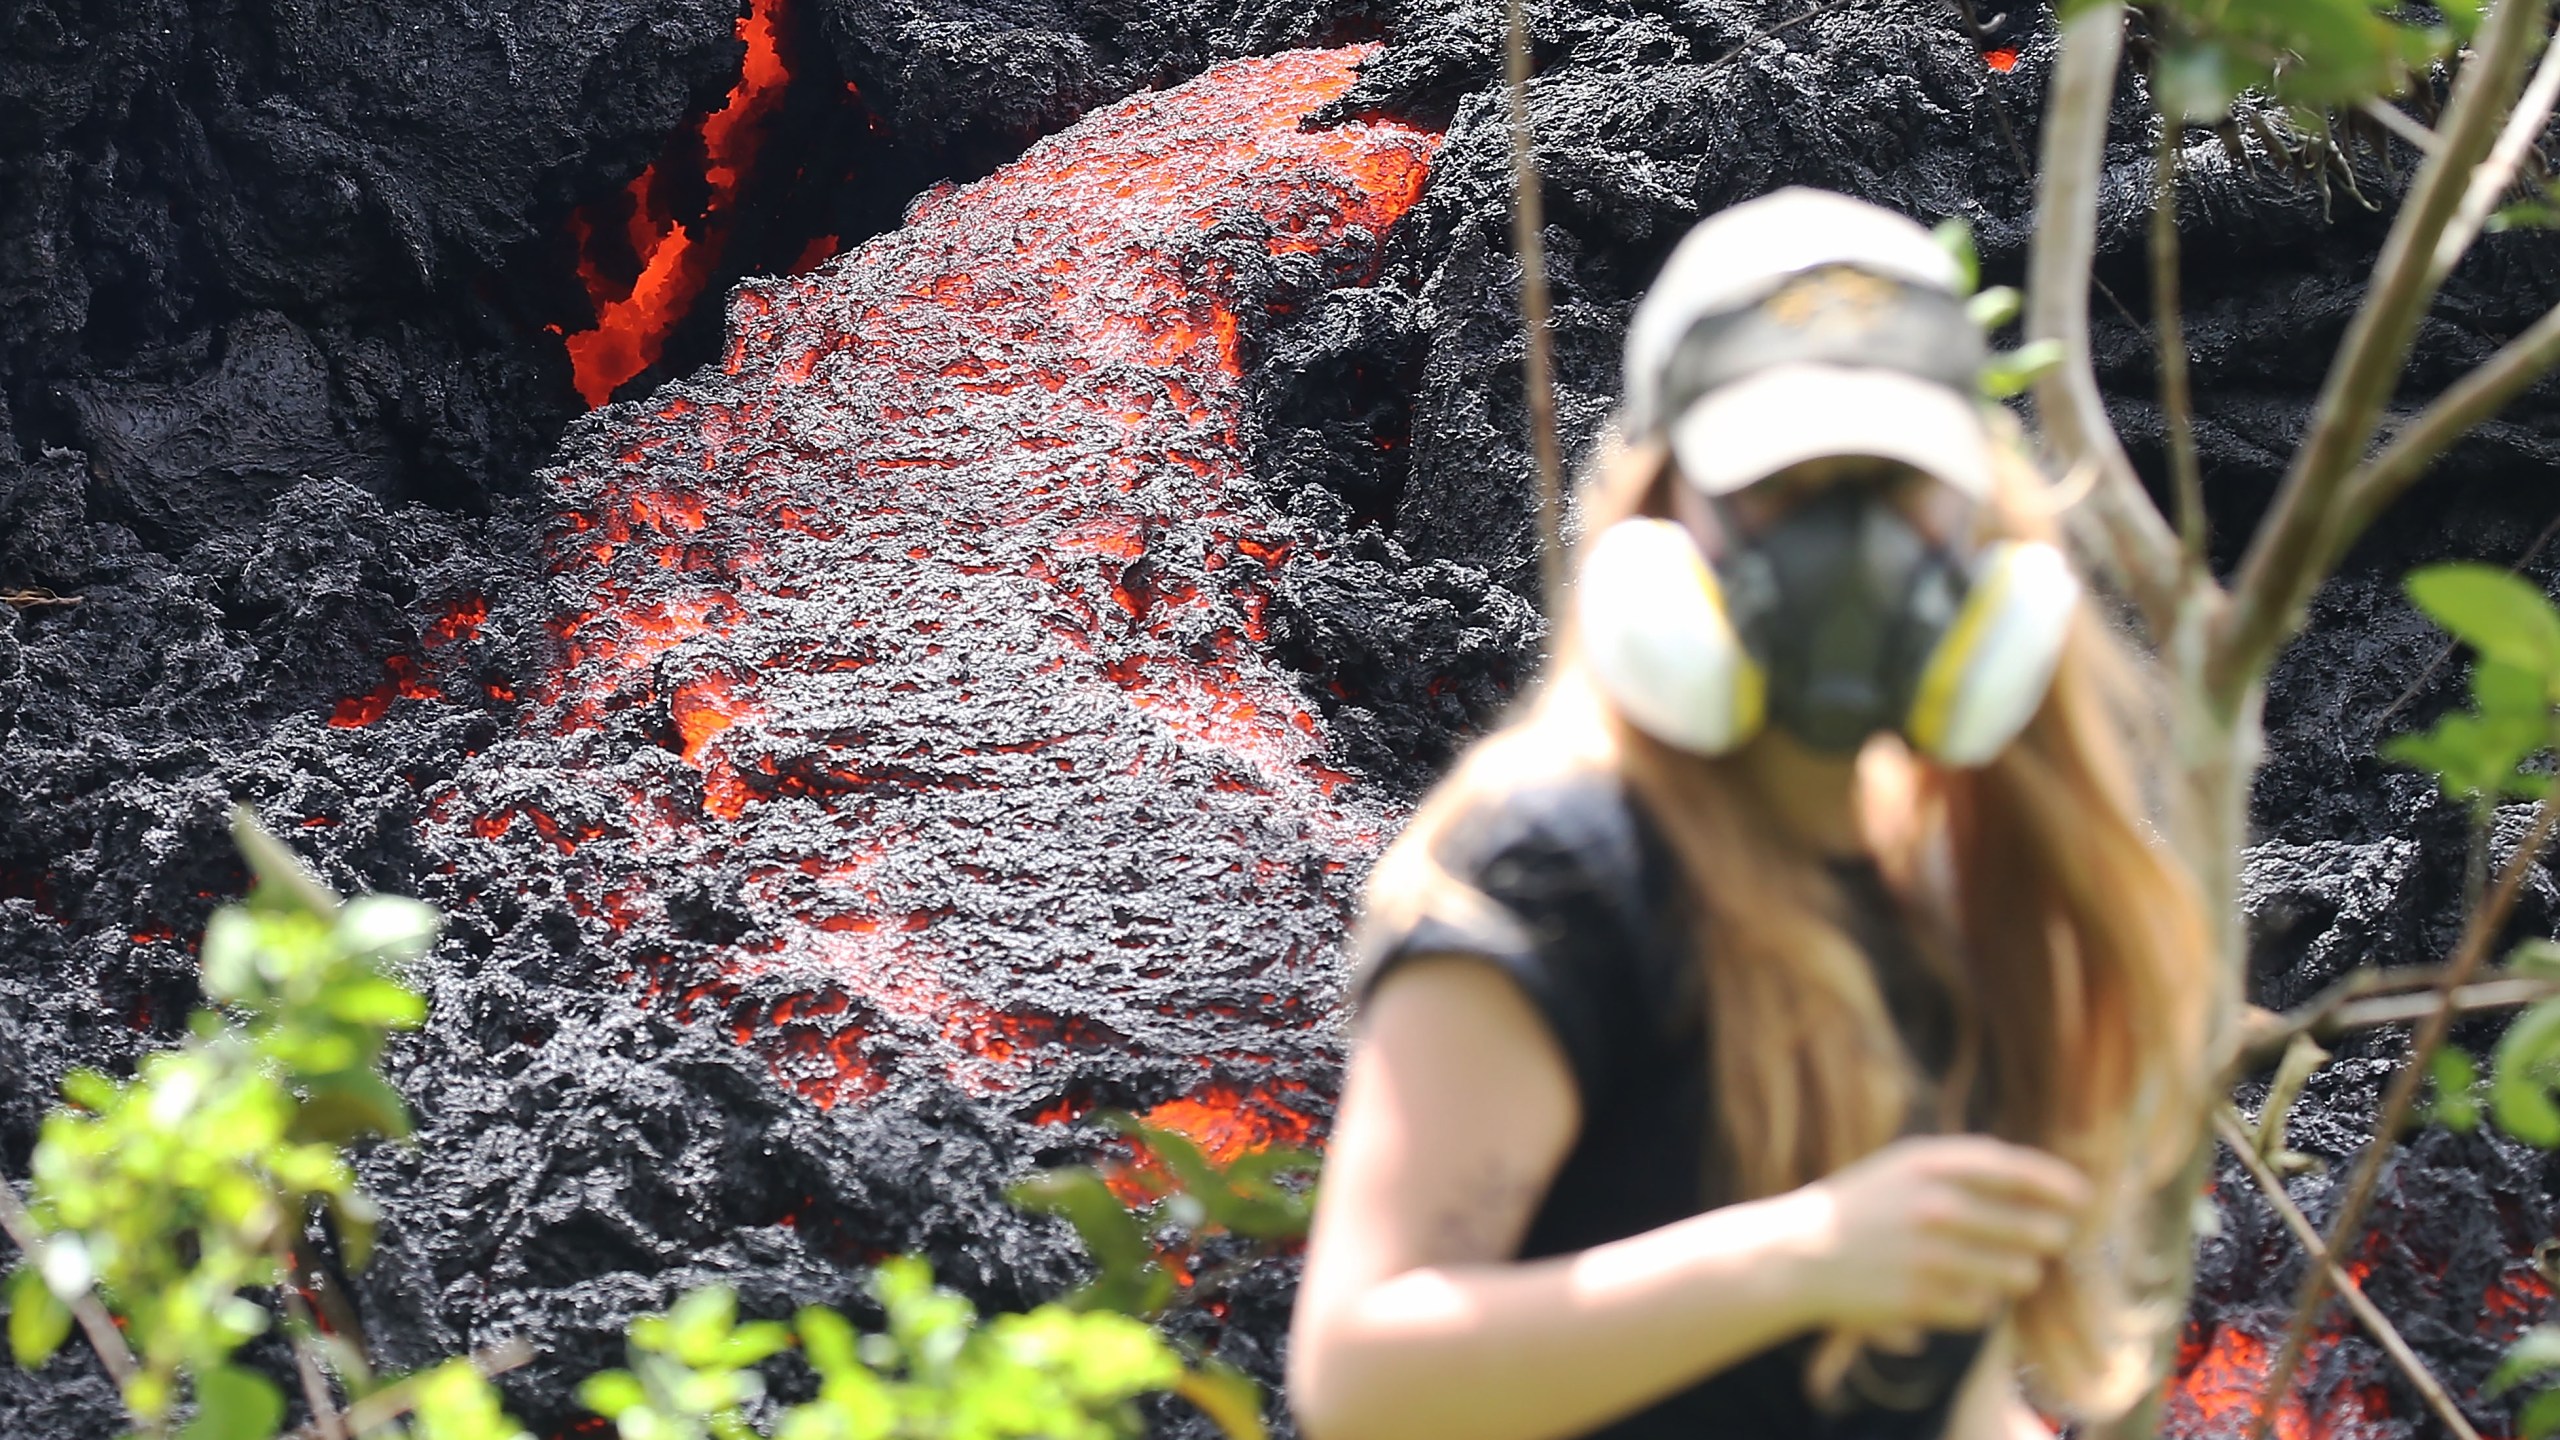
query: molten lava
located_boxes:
[560,0,793,407]
[436,49,1436,1150]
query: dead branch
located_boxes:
[1505,0,1567,615]
[2237,963,2560,1069]
[0,1180,138,1386]
[277,1338,533,1440]
[2212,0,2547,711]
[2214,1109,2485,1440]
[2027,1,2185,636]
[2251,798,2560,1440]
[2,589,82,610]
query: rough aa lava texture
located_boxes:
[9,0,2560,1437]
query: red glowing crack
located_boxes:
[560,0,793,407]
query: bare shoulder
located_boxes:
[1315,956,1583,1272]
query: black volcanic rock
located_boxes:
[10,0,2560,1436]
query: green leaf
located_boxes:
[409,1359,533,1440]
[337,896,441,963]
[1964,286,2020,333]
[2407,565,2560,677]
[180,1365,286,1440]
[231,807,343,920]
[2492,1326,2560,1398]
[1931,217,1978,296]
[200,911,261,1003]
[2439,0,2484,41]
[2426,1047,2480,1133]
[1173,1359,1267,1440]
[6,1265,70,1369]
[2493,997,2560,1147]
[2512,939,2560,979]
[1980,341,2063,400]
[577,1369,649,1417]
[2155,44,2236,121]
[1007,1170,1155,1283]
[796,1305,859,1379]
[288,1070,414,1145]
[2524,1386,2560,1440]
[321,976,429,1029]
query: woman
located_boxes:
[1287,190,2210,1440]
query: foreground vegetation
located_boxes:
[1,812,1310,1440]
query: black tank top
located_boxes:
[1352,768,1984,1440]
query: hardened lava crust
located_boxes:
[10,1,2560,1437]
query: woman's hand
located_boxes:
[1782,1135,2091,1336]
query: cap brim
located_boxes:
[1666,363,1993,499]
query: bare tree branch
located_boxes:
[2212,0,2548,710]
[2027,1,2185,635]
[1505,0,1567,615]
[2239,971,2560,1069]
[2435,23,2560,285]
[2251,798,2560,1440]
[2152,118,2208,568]
[0,1180,138,1387]
[2214,1109,2485,1440]
[275,1279,347,1440]
[2360,97,2445,155]
[2325,298,2560,567]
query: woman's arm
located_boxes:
[1289,955,2092,1440]
[1289,955,1825,1440]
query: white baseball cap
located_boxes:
[1622,188,1994,499]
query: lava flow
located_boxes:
[431,48,1437,1151]
[560,0,793,407]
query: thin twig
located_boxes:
[2359,96,2445,155]
[2327,975,2560,1030]
[0,1180,139,1386]
[2151,115,2208,568]
[2026,2,2185,636]
[2329,298,2560,567]
[1,589,81,610]
[2369,510,2560,734]
[2250,798,2560,1440]
[2238,960,2551,1069]
[1699,4,1828,77]
[2436,21,2560,284]
[2212,0,2547,710]
[2213,1109,2486,1440]
[278,1338,534,1440]
[1504,0,1567,616]
[275,1277,347,1440]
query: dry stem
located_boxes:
[2250,798,2560,1439]
[2213,1109,2484,1440]
[1504,0,1567,615]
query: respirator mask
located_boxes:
[1579,189,2081,768]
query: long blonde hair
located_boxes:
[1359,436,2210,1418]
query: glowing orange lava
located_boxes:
[460,47,1435,1132]
[561,0,792,407]
[1984,47,2020,71]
